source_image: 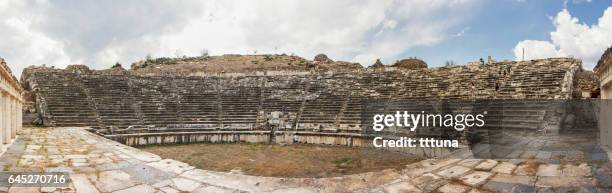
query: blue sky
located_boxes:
[0,0,611,77]
[411,0,612,67]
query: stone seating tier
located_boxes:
[22,58,589,136]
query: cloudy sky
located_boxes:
[0,0,611,77]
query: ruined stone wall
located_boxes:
[0,58,24,150]
[22,58,584,147]
[594,46,612,147]
[574,70,599,98]
[595,46,612,98]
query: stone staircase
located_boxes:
[560,100,599,133]
[23,58,585,141]
[31,72,98,127]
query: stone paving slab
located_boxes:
[0,127,608,193]
[483,174,536,193]
[460,171,493,187]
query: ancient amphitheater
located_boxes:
[0,54,609,192]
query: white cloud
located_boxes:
[513,7,612,69]
[0,0,478,77]
[0,0,203,76]
[513,40,562,60]
[157,0,479,66]
[454,27,471,37]
[0,1,71,76]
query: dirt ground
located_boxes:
[141,143,421,178]
[129,54,362,75]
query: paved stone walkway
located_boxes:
[0,128,609,193]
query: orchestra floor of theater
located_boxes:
[0,127,608,193]
[141,143,421,178]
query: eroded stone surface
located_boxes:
[561,163,591,177]
[71,174,99,193]
[491,162,516,174]
[483,174,536,193]
[461,171,493,186]
[474,160,498,171]
[536,164,561,177]
[113,184,156,193]
[170,177,202,192]
[535,176,596,189]
[437,166,471,179]
[458,159,482,168]
[514,161,541,176]
[411,173,447,192]
[92,170,139,192]
[382,181,421,193]
[437,183,471,193]
[0,127,608,193]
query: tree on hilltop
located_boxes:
[111,62,122,69]
[200,48,209,57]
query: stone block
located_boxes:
[159,187,180,193]
[520,151,538,159]
[437,165,471,179]
[474,160,498,171]
[7,187,39,193]
[483,174,536,193]
[113,184,157,193]
[93,170,139,192]
[536,164,561,177]
[70,173,99,193]
[404,159,461,177]
[121,164,172,185]
[466,189,489,193]
[95,162,125,171]
[40,186,61,193]
[411,173,447,192]
[491,162,517,174]
[536,187,555,193]
[535,151,552,160]
[506,150,523,159]
[171,177,202,192]
[593,163,612,188]
[152,179,173,188]
[514,160,541,176]
[71,162,89,167]
[561,163,591,177]
[411,173,440,185]
[65,154,88,159]
[437,183,471,193]
[381,181,422,193]
[457,159,482,168]
[535,176,597,191]
[146,159,194,175]
[460,171,493,187]
[125,151,161,163]
[194,186,240,193]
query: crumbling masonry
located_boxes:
[0,58,24,150]
[20,58,599,151]
[5,56,610,192]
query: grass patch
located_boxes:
[141,143,420,178]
